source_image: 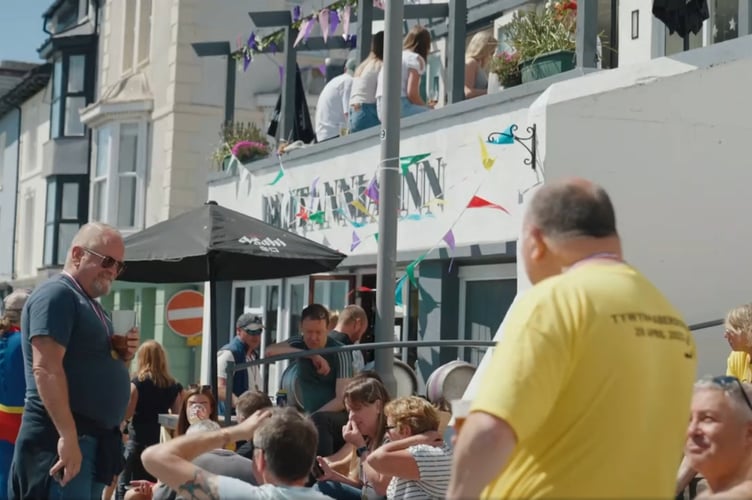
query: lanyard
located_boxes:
[61,271,112,337]
[567,252,623,272]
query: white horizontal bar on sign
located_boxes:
[167,307,204,321]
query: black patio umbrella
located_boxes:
[653,0,709,38]
[118,201,346,395]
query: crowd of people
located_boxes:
[3,177,752,499]
[314,25,498,142]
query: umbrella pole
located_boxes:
[207,262,222,422]
[373,0,403,398]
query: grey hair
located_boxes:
[186,419,222,435]
[694,377,752,420]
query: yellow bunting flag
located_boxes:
[350,200,373,219]
[478,136,495,171]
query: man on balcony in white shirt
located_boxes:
[315,57,357,142]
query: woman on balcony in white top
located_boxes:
[375,25,434,122]
[349,31,384,134]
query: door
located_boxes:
[310,275,355,311]
[458,264,517,365]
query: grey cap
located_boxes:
[237,313,264,331]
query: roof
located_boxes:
[0,61,40,98]
[0,64,53,119]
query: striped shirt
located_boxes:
[386,443,453,500]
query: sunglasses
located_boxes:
[188,384,213,394]
[243,327,263,336]
[83,247,126,275]
[712,375,752,412]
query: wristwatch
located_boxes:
[356,446,369,458]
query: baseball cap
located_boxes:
[236,313,264,334]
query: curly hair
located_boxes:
[384,396,440,435]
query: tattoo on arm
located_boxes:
[177,468,220,500]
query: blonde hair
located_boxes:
[385,396,440,435]
[136,340,177,389]
[466,30,498,66]
[726,304,752,339]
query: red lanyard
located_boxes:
[61,271,112,336]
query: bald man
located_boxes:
[448,178,697,499]
[9,222,139,500]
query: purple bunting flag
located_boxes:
[350,231,362,252]
[292,5,301,22]
[443,230,457,271]
[329,9,340,37]
[365,177,379,203]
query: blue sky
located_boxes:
[0,0,52,63]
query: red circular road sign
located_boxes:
[165,290,204,337]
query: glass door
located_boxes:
[310,275,355,312]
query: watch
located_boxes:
[356,446,369,458]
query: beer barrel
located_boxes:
[362,359,418,397]
[279,363,305,410]
[425,360,476,405]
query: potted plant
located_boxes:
[212,121,270,171]
[506,0,577,83]
[489,50,522,90]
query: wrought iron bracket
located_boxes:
[487,123,538,171]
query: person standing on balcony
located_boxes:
[0,290,30,497]
[723,304,752,382]
[375,25,434,122]
[464,31,498,99]
[448,178,697,499]
[315,57,357,142]
[9,222,139,500]
[216,314,264,415]
[348,31,384,133]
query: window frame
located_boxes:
[50,51,92,139]
[90,121,149,232]
[43,174,89,268]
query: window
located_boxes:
[43,175,88,267]
[0,132,5,189]
[122,0,152,73]
[91,122,149,230]
[50,53,89,138]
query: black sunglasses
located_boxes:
[188,384,213,394]
[712,376,752,412]
[243,327,263,336]
[83,247,126,275]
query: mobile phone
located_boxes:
[312,461,324,479]
[52,468,64,483]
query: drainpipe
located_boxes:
[10,104,21,284]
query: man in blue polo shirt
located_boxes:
[8,222,139,500]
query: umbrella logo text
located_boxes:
[238,234,287,253]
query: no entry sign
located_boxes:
[165,290,204,337]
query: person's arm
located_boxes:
[141,409,271,498]
[326,442,354,464]
[366,432,442,480]
[447,291,572,499]
[675,455,697,496]
[124,382,139,423]
[406,69,427,107]
[216,351,239,407]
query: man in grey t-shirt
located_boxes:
[142,407,332,499]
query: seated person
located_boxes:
[142,407,332,499]
[676,376,752,499]
[367,396,453,500]
[266,304,354,457]
[176,385,218,436]
[126,420,256,500]
[314,376,392,499]
[234,390,273,459]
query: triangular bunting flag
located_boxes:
[467,195,510,214]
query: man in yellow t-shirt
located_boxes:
[448,178,697,499]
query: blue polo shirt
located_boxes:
[21,274,130,429]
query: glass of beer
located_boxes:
[451,399,472,434]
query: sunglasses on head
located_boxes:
[712,375,752,412]
[83,247,126,275]
[188,384,213,394]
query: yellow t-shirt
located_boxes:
[726,351,752,382]
[473,262,697,499]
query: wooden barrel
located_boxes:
[361,359,418,398]
[425,360,476,405]
[279,363,305,410]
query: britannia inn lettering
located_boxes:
[262,157,446,230]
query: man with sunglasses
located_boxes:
[217,314,264,414]
[9,222,139,500]
[675,376,752,498]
